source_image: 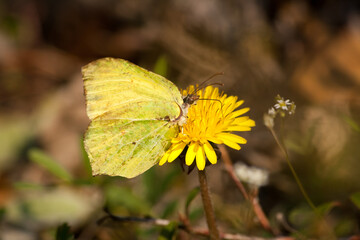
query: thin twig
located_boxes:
[220,145,249,200]
[99,212,295,240]
[276,213,307,240]
[219,145,275,234]
[250,188,278,235]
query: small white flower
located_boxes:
[289,103,296,115]
[234,162,269,187]
[275,99,291,110]
[266,95,296,123]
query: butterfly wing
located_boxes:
[85,119,178,178]
[82,58,183,178]
[83,58,183,121]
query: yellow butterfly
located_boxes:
[82,58,196,178]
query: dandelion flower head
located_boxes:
[159,85,255,170]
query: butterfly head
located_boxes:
[183,93,200,106]
[175,93,199,126]
[176,73,224,126]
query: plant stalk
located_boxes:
[198,169,220,240]
[268,124,336,239]
[269,127,317,211]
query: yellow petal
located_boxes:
[232,116,249,124]
[209,87,218,99]
[207,137,223,144]
[196,145,206,170]
[234,119,255,127]
[159,150,170,165]
[217,133,247,144]
[168,142,187,162]
[234,100,244,109]
[222,97,237,114]
[185,143,198,166]
[222,139,241,150]
[229,108,250,118]
[204,141,217,164]
[243,119,256,127]
[227,126,252,131]
[223,95,236,106]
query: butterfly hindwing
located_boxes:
[85,119,179,178]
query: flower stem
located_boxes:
[268,125,336,239]
[269,127,317,211]
[198,169,220,240]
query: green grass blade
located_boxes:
[28,148,73,183]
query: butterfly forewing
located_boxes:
[82,58,183,121]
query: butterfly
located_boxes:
[82,58,197,178]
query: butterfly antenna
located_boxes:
[189,72,224,95]
[197,98,225,117]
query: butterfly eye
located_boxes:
[190,95,200,104]
[183,94,200,105]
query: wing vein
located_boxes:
[104,121,170,166]
[125,129,168,170]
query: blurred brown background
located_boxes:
[1,0,360,239]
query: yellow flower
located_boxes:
[159,85,255,170]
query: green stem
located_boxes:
[198,169,220,240]
[268,121,336,239]
[269,128,317,211]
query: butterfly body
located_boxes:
[83,58,189,178]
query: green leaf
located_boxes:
[6,187,100,226]
[334,218,356,236]
[13,181,43,190]
[189,207,203,222]
[153,55,168,77]
[56,223,74,240]
[343,115,360,133]
[289,205,314,229]
[105,185,150,214]
[28,148,73,183]
[142,167,180,205]
[350,192,360,209]
[161,200,178,219]
[0,116,33,171]
[316,201,340,216]
[80,137,93,178]
[185,187,200,216]
[158,221,178,240]
[0,208,5,220]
